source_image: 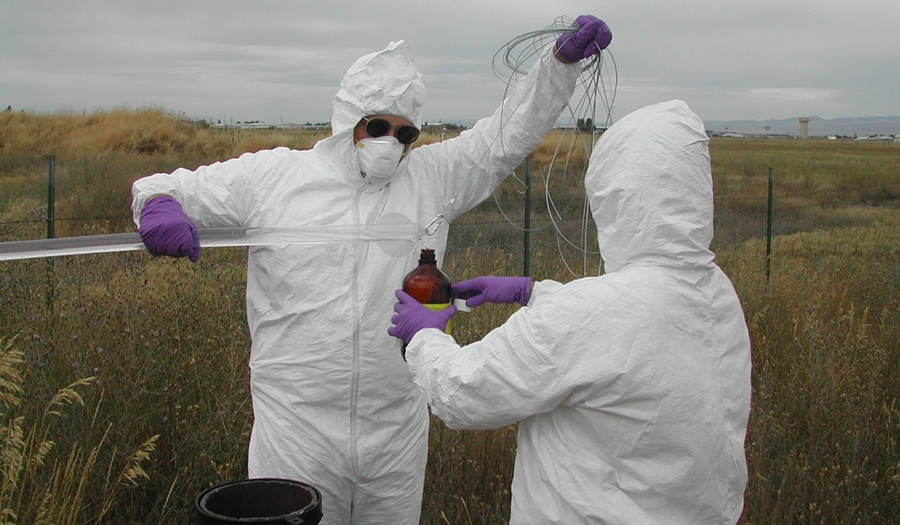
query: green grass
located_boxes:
[1,110,899,523]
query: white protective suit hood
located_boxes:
[332,41,425,135]
[586,99,714,273]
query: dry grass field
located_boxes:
[1,109,898,524]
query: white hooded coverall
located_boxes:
[131,41,579,524]
[405,100,752,524]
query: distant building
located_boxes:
[798,116,810,139]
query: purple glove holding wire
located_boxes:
[451,276,533,308]
[388,290,457,347]
[138,196,201,262]
[555,15,612,63]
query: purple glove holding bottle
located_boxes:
[451,276,533,308]
[555,15,612,63]
[138,196,201,262]
[388,290,457,347]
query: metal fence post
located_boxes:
[46,155,56,311]
[766,167,773,282]
[523,155,531,277]
[47,155,56,239]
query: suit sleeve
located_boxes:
[405,279,577,430]
[131,149,288,229]
[410,47,581,221]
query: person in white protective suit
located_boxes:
[388,100,752,524]
[131,17,612,525]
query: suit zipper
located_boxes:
[349,186,363,475]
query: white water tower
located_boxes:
[799,116,810,139]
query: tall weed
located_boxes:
[0,336,158,525]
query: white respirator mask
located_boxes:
[356,136,407,182]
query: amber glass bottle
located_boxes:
[400,249,453,357]
[402,249,451,306]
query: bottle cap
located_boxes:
[453,298,471,313]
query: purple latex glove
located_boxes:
[555,15,612,63]
[388,290,457,346]
[451,276,533,308]
[138,196,201,262]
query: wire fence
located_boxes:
[2,154,899,283]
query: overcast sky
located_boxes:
[3,0,898,126]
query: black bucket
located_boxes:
[195,478,323,524]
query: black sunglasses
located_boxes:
[363,117,420,145]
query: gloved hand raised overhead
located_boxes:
[138,196,201,262]
[388,290,457,347]
[451,276,533,308]
[555,15,613,63]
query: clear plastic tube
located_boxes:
[0,224,420,261]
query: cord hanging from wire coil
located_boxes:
[488,16,618,277]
